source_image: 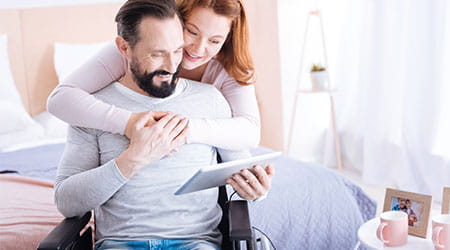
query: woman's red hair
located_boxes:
[177,0,255,85]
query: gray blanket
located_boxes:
[249,147,376,250]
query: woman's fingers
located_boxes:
[132,111,153,133]
[162,115,184,136]
[170,122,189,150]
[152,111,170,120]
[144,118,157,127]
[153,112,176,129]
[168,118,188,140]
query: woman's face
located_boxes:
[182,7,232,70]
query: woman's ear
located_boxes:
[115,36,132,60]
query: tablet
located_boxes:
[174,151,282,195]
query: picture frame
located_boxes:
[442,187,450,214]
[383,188,432,238]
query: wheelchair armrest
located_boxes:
[38,211,92,250]
[228,200,253,241]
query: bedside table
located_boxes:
[358,218,434,249]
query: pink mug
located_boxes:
[376,211,408,247]
[432,214,450,250]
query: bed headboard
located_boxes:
[0,3,122,116]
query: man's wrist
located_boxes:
[115,151,140,179]
[252,192,267,202]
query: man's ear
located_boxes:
[115,36,132,60]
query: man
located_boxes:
[392,197,407,211]
[54,0,273,249]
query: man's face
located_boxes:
[129,15,184,98]
[398,198,406,207]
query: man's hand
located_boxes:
[226,164,275,201]
[124,111,170,138]
[116,111,188,178]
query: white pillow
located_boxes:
[0,101,46,150]
[0,34,22,104]
[54,41,109,81]
[0,34,45,151]
[33,111,68,139]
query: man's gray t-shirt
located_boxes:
[54,79,239,245]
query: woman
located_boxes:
[47,0,260,150]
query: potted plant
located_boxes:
[310,63,328,90]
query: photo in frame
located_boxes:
[442,187,450,214]
[383,188,432,238]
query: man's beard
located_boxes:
[130,60,180,98]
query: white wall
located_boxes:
[277,0,349,163]
[244,0,284,151]
[0,0,125,9]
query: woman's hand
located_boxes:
[226,164,275,201]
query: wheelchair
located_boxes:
[38,185,256,250]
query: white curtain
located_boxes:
[323,0,450,200]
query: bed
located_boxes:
[0,143,375,250]
[0,2,376,250]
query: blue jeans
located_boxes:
[95,239,220,250]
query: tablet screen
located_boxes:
[174,151,281,195]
